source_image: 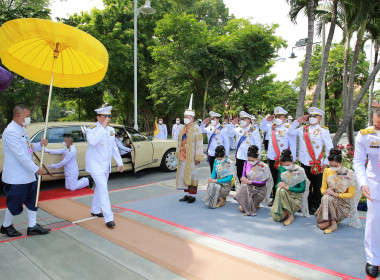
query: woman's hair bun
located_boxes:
[281,149,292,157]
[215,145,226,157]
[329,148,342,156]
[248,145,259,154]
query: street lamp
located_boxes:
[134,0,156,131]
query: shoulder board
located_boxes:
[89,125,96,129]
[220,124,225,128]
[360,127,376,135]
[321,125,329,130]
[68,147,71,152]
[251,126,256,131]
[285,124,290,128]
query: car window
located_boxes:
[31,126,85,143]
[124,127,147,142]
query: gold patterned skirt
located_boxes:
[314,194,350,223]
[202,182,232,208]
[235,184,267,216]
[270,188,303,222]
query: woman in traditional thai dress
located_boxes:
[270,149,307,226]
[203,146,234,208]
[235,145,273,216]
[314,148,356,234]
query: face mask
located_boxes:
[184,118,191,125]
[211,120,217,126]
[223,122,227,125]
[274,118,283,126]
[159,121,163,125]
[249,160,257,165]
[176,121,180,124]
[283,165,292,170]
[309,117,319,125]
[330,166,341,172]
[62,142,67,148]
[240,120,247,127]
[22,117,31,127]
[119,137,124,141]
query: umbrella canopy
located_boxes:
[0,66,13,91]
[0,18,108,88]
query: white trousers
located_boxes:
[65,171,89,191]
[230,136,236,149]
[365,178,380,265]
[90,172,113,223]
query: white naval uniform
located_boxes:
[200,123,230,156]
[115,138,131,156]
[155,124,168,139]
[225,123,236,150]
[86,122,123,223]
[287,122,333,166]
[2,121,42,184]
[228,124,261,160]
[259,119,296,161]
[172,124,183,141]
[353,127,380,266]
[46,145,89,191]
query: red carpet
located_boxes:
[0,187,94,209]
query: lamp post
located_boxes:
[134,0,156,131]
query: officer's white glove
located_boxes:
[48,164,57,169]
[44,148,51,153]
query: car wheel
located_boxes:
[160,149,177,172]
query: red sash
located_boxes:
[303,126,323,175]
[271,125,281,169]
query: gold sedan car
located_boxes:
[0,122,178,181]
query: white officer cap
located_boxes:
[308,107,324,115]
[209,111,221,118]
[239,111,254,119]
[273,106,288,115]
[184,93,195,117]
[95,106,112,115]
[288,115,293,120]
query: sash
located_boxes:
[303,126,323,175]
[235,127,254,158]
[271,125,281,169]
[206,125,223,156]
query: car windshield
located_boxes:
[124,127,146,142]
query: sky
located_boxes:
[50,0,374,86]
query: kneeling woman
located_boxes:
[270,150,306,226]
[235,145,273,216]
[314,148,355,234]
[203,146,234,208]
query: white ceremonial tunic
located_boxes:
[46,145,89,191]
[2,121,41,184]
[287,122,333,166]
[228,124,261,161]
[172,124,183,141]
[353,127,380,266]
[155,124,168,139]
[200,123,230,156]
[259,119,296,161]
[86,122,123,223]
[115,138,131,156]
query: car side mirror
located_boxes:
[147,136,153,141]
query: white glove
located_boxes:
[44,148,51,153]
[48,164,57,169]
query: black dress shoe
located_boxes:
[366,263,379,278]
[106,221,115,228]
[27,224,51,236]
[179,195,189,202]
[1,225,21,237]
[309,208,317,215]
[187,196,196,203]
[91,212,104,217]
[88,176,94,188]
[231,187,236,191]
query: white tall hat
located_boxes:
[95,106,112,115]
[184,93,195,117]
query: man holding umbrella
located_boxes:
[86,106,124,228]
[1,104,51,237]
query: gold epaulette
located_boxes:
[89,125,96,129]
[285,124,290,128]
[360,127,376,135]
[321,125,329,130]
[220,124,225,128]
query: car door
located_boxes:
[31,125,87,177]
[124,127,153,172]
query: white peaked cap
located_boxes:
[184,93,195,116]
[308,107,325,115]
[273,106,288,115]
[95,106,112,115]
[209,111,222,118]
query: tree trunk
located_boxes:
[332,57,380,146]
[296,0,315,118]
[311,0,337,107]
[342,31,351,130]
[368,41,378,126]
[30,85,48,115]
[202,79,209,120]
[347,20,367,145]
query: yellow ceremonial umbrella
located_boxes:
[0,18,109,206]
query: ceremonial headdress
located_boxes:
[184,94,195,117]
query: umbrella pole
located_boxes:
[35,72,55,207]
